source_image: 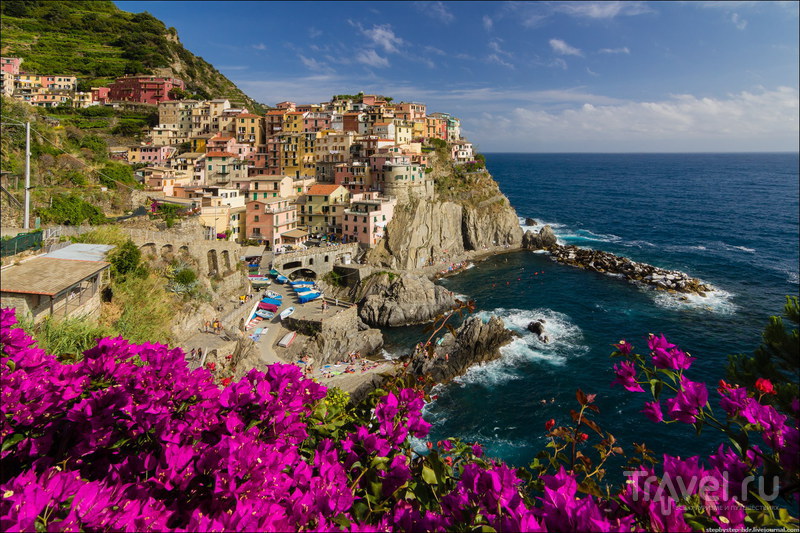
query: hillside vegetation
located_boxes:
[0,0,263,111]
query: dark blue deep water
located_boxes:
[384,153,799,474]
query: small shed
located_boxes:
[1,256,111,323]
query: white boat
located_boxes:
[279,307,295,320]
[265,290,282,299]
[255,309,274,319]
[277,330,297,347]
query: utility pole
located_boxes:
[23,121,31,230]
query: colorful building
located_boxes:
[342,192,396,246]
[107,76,185,105]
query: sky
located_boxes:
[114,1,799,153]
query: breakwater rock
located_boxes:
[359,272,457,327]
[407,315,514,387]
[549,245,713,295]
[522,225,558,250]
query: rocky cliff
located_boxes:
[359,272,457,327]
[407,315,514,387]
[364,149,522,270]
[285,306,384,366]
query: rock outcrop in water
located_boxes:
[549,245,713,295]
[359,272,457,327]
[407,315,514,387]
[522,225,558,250]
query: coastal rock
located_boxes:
[367,198,466,270]
[287,306,383,366]
[547,244,712,296]
[527,319,549,342]
[525,217,537,226]
[462,200,523,251]
[522,225,558,250]
[407,315,514,386]
[359,272,457,327]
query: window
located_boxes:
[254,215,259,222]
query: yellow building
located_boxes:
[298,184,350,238]
[235,113,264,147]
[283,111,305,133]
[280,134,301,178]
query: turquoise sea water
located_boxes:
[383,153,799,471]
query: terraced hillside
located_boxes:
[0,0,263,111]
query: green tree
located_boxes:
[727,296,799,413]
[38,194,106,225]
[109,239,141,277]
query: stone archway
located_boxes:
[207,249,219,276]
[289,268,317,280]
[220,250,232,274]
[283,260,302,270]
[161,244,174,263]
[140,243,157,258]
[179,245,190,257]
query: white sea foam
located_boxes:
[452,308,588,387]
[652,285,737,315]
[787,270,799,284]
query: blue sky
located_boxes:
[115,1,798,152]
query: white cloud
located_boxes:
[598,47,630,54]
[487,54,514,69]
[550,38,583,56]
[360,24,404,54]
[299,55,331,72]
[308,27,322,39]
[427,1,455,24]
[730,12,748,29]
[467,86,799,152]
[357,49,390,68]
[252,43,267,51]
[482,15,493,31]
[551,1,652,19]
[586,67,599,76]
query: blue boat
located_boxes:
[298,291,322,304]
[261,297,282,306]
[294,287,315,294]
[290,281,315,287]
[255,309,274,319]
[275,275,289,284]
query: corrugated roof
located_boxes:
[44,243,114,262]
[1,257,110,296]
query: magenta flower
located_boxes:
[611,361,644,392]
[613,340,633,356]
[642,401,664,423]
[665,377,708,424]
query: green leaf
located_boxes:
[421,465,437,485]
[5,359,15,371]
[1,433,24,452]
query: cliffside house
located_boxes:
[0,248,112,324]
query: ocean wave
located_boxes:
[517,216,627,247]
[719,242,756,254]
[786,270,799,285]
[452,308,588,386]
[652,285,737,315]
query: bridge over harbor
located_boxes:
[268,242,361,279]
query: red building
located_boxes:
[107,76,185,105]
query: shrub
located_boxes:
[109,239,141,277]
[38,193,106,225]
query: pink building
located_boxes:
[91,87,110,104]
[342,192,396,246]
[334,161,371,193]
[107,76,185,105]
[1,57,22,75]
[245,197,298,248]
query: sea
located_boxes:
[382,152,799,476]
